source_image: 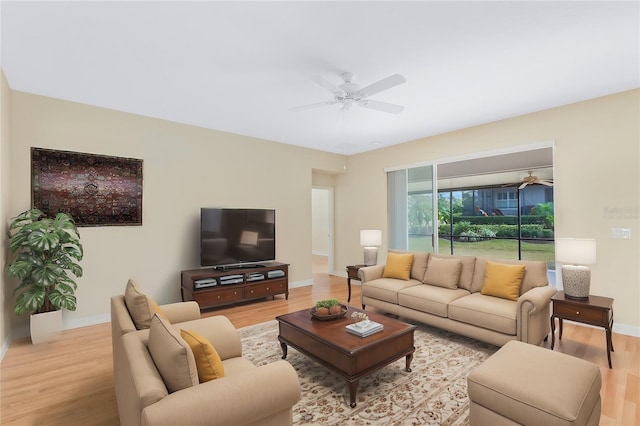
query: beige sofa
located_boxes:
[360,250,557,346]
[111,294,301,426]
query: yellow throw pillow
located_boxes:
[148,297,168,321]
[180,329,225,382]
[382,252,415,280]
[481,261,526,301]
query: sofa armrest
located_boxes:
[141,360,301,426]
[517,285,558,345]
[159,301,201,324]
[358,265,385,283]
[170,315,243,360]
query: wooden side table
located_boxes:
[345,264,366,303]
[550,291,614,368]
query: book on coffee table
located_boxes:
[346,321,384,337]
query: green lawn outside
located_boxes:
[408,237,556,267]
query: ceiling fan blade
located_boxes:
[540,180,554,186]
[311,76,343,95]
[289,101,339,112]
[358,99,404,114]
[519,182,528,189]
[357,74,406,98]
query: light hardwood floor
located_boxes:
[1,271,638,425]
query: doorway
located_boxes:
[312,187,333,275]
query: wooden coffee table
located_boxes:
[276,307,417,407]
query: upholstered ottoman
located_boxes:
[467,340,601,426]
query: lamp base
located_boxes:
[561,265,591,299]
[363,247,378,266]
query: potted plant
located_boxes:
[6,209,83,343]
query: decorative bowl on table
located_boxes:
[309,304,348,321]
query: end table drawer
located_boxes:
[555,303,606,324]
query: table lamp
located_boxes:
[555,238,596,300]
[360,230,382,266]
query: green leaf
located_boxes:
[67,263,83,278]
[28,230,60,251]
[15,287,46,315]
[49,290,76,311]
[7,259,34,280]
[31,264,65,287]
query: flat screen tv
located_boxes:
[200,208,276,268]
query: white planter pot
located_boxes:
[30,310,62,344]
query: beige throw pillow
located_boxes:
[422,256,463,289]
[124,279,166,329]
[148,314,199,393]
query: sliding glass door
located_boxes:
[388,165,436,252]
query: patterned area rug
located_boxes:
[238,319,498,425]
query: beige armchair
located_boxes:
[111,291,300,426]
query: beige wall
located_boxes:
[0,70,12,354]
[335,90,640,334]
[7,91,345,336]
[3,84,638,340]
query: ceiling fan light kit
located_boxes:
[291,72,406,114]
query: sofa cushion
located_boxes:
[362,278,422,305]
[124,279,166,330]
[471,257,548,294]
[449,293,517,335]
[389,249,430,281]
[180,329,225,382]
[148,314,199,393]
[382,252,414,280]
[481,261,525,301]
[398,285,470,318]
[422,256,462,289]
[429,254,476,291]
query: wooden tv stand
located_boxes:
[181,262,289,310]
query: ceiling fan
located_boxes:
[290,72,406,114]
[516,170,554,189]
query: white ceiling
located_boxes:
[1,1,638,155]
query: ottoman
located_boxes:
[467,340,601,426]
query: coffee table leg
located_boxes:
[279,341,288,359]
[348,380,359,408]
[405,352,414,372]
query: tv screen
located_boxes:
[200,208,276,268]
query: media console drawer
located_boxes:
[198,287,244,306]
[246,280,287,298]
[181,262,289,310]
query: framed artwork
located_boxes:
[31,148,143,226]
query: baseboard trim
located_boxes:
[63,314,110,330]
[613,323,640,338]
[290,279,313,289]
[0,334,11,362]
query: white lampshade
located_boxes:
[555,238,597,265]
[360,230,382,247]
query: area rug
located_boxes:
[238,319,498,425]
